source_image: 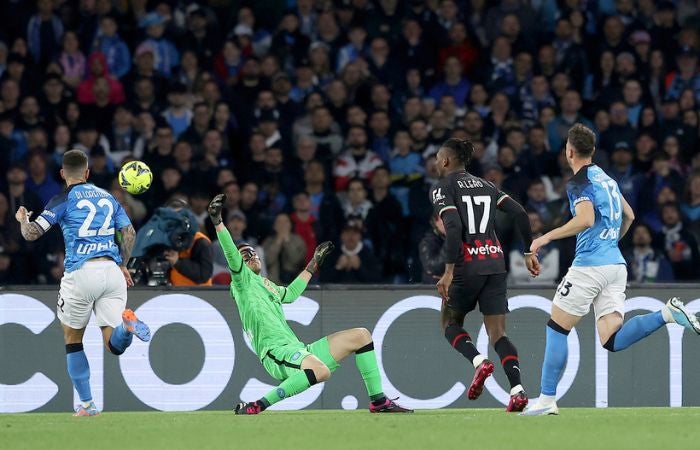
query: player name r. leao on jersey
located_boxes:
[457,179,484,189]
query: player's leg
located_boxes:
[597,266,700,352]
[236,346,329,414]
[58,270,99,416]
[480,273,527,411]
[96,262,150,355]
[442,278,494,401]
[523,268,597,416]
[323,328,410,412]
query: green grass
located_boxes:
[1,408,698,450]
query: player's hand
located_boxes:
[306,241,334,274]
[208,194,226,225]
[120,266,134,287]
[530,236,551,255]
[163,249,179,266]
[15,206,32,223]
[525,253,541,277]
[436,271,453,303]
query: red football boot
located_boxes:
[467,360,495,400]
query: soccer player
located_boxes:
[207,194,412,414]
[432,138,540,412]
[523,124,700,416]
[15,149,150,416]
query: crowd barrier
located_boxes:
[2,284,699,412]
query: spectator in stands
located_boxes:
[681,172,700,223]
[92,14,131,79]
[660,202,700,280]
[333,126,383,191]
[87,145,113,190]
[510,210,559,283]
[304,160,343,244]
[429,56,470,108]
[320,221,381,283]
[26,152,60,204]
[342,178,373,221]
[161,83,192,139]
[366,166,405,281]
[290,191,320,263]
[141,12,179,76]
[263,213,307,284]
[77,52,126,105]
[609,142,643,209]
[144,123,175,170]
[600,101,636,153]
[27,0,64,69]
[547,89,593,151]
[58,31,86,89]
[624,223,675,282]
[665,45,700,102]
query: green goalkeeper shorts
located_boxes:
[262,336,340,381]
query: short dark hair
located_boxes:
[62,149,88,175]
[441,138,475,169]
[567,124,596,157]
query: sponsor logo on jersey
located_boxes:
[432,188,446,205]
[76,240,117,255]
[462,239,504,261]
[291,351,301,361]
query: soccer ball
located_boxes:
[119,161,153,195]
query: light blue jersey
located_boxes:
[567,164,626,267]
[35,183,131,272]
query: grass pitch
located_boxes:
[1,408,697,450]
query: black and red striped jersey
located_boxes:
[431,171,509,275]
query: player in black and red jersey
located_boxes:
[431,138,540,412]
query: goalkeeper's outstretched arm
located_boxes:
[209,194,244,274]
[282,241,335,304]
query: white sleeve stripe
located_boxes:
[439,206,458,216]
[35,216,51,232]
[497,194,510,205]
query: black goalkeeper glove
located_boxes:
[305,241,334,274]
[208,194,226,225]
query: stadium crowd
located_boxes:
[0,0,699,286]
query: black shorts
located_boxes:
[446,272,508,315]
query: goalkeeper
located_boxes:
[209,194,412,414]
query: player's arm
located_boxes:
[497,194,540,277]
[619,195,635,240]
[16,207,45,241]
[430,182,461,300]
[531,200,595,253]
[208,194,244,273]
[282,241,335,304]
[16,194,67,242]
[117,224,136,264]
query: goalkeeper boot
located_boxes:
[122,309,151,342]
[369,397,413,413]
[506,390,529,412]
[665,297,700,334]
[234,401,263,415]
[73,402,100,417]
[467,359,495,400]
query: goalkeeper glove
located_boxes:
[208,194,226,225]
[306,241,334,274]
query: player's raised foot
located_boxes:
[520,400,559,416]
[234,401,263,415]
[122,309,151,342]
[506,390,529,412]
[73,402,100,417]
[467,360,494,400]
[665,297,700,334]
[369,397,413,413]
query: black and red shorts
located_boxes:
[446,272,508,315]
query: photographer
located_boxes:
[164,198,214,286]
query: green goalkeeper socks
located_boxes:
[262,369,317,407]
[355,342,385,401]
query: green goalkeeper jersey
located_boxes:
[217,228,309,361]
